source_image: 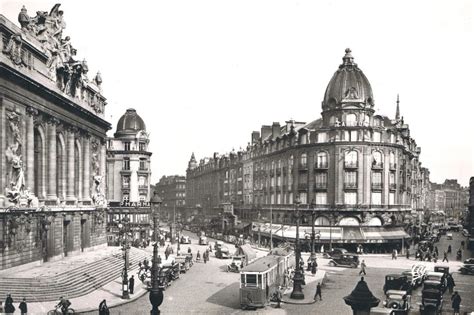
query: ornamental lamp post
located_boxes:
[150,195,163,243]
[149,242,164,314]
[310,200,317,261]
[120,223,130,300]
[290,195,304,300]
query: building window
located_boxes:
[315,173,327,189]
[139,158,147,170]
[390,133,395,143]
[270,193,275,204]
[350,130,358,141]
[300,153,307,168]
[316,152,328,168]
[288,192,293,204]
[271,177,275,187]
[389,172,396,189]
[299,192,307,204]
[346,113,357,126]
[276,176,281,186]
[289,155,294,170]
[372,151,383,168]
[361,113,370,126]
[373,131,381,142]
[315,192,327,205]
[124,142,131,151]
[276,193,281,204]
[139,142,146,151]
[123,157,130,170]
[344,192,357,204]
[372,172,383,189]
[389,152,396,168]
[344,171,357,189]
[139,195,146,202]
[139,176,147,188]
[389,192,395,205]
[317,132,327,143]
[344,151,358,168]
[122,194,129,202]
[371,192,382,205]
[122,176,130,188]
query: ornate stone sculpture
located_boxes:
[91,175,106,207]
[2,34,27,66]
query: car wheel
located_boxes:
[329,261,336,267]
[351,263,357,268]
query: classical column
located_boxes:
[25,107,37,195]
[66,127,76,201]
[82,135,91,201]
[47,117,59,200]
[76,139,83,202]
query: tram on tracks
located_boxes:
[239,249,294,309]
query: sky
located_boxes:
[2,0,474,186]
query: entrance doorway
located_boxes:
[63,221,69,256]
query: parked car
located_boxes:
[199,236,209,245]
[462,229,470,237]
[383,274,411,294]
[227,255,245,272]
[382,290,411,315]
[323,248,348,259]
[216,246,231,259]
[423,272,447,293]
[446,233,453,240]
[434,265,449,276]
[180,235,191,244]
[459,263,474,275]
[328,253,359,268]
[420,289,443,314]
[215,240,224,250]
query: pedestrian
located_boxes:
[203,251,207,264]
[434,246,439,256]
[359,260,367,275]
[4,294,15,314]
[451,291,461,315]
[461,240,465,249]
[392,249,398,260]
[19,297,27,315]
[320,244,324,253]
[442,251,449,262]
[129,275,135,294]
[275,286,283,308]
[447,244,452,254]
[406,249,410,259]
[314,282,322,301]
[99,299,110,315]
[187,247,192,254]
[447,273,455,294]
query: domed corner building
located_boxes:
[106,108,153,245]
[186,49,430,252]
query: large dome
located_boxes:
[115,108,146,136]
[322,49,374,111]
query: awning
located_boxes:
[252,223,282,236]
[234,222,251,231]
[280,226,343,241]
[361,227,410,242]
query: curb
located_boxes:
[279,270,327,305]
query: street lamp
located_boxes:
[151,195,163,243]
[149,242,164,314]
[290,195,304,300]
[310,200,316,261]
[119,222,130,300]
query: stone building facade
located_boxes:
[106,109,153,244]
[0,5,110,269]
[155,175,186,221]
[186,49,429,247]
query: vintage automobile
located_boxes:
[419,289,443,314]
[215,240,224,250]
[434,265,449,276]
[199,236,209,245]
[323,248,348,259]
[175,255,190,273]
[216,246,231,259]
[328,253,359,268]
[382,290,411,315]
[446,233,453,240]
[180,235,191,244]
[423,272,447,293]
[227,255,245,272]
[383,274,411,294]
[459,258,474,275]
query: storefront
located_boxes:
[106,201,152,246]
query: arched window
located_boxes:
[389,152,396,168]
[345,150,358,167]
[362,113,370,126]
[346,113,357,126]
[289,155,294,170]
[316,151,328,168]
[372,151,383,168]
[367,217,382,226]
[315,216,330,226]
[339,216,360,226]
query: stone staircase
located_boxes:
[0,247,151,302]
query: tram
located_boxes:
[239,250,294,309]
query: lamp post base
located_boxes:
[290,269,305,300]
[122,291,130,299]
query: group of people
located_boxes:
[0,294,27,314]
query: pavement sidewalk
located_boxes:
[281,269,326,305]
[25,266,147,315]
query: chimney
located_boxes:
[272,122,281,139]
[251,131,260,145]
[261,125,272,140]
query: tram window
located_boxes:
[241,274,245,285]
[258,275,262,288]
[246,274,257,287]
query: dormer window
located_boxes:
[346,113,357,126]
[124,142,131,151]
[139,142,146,151]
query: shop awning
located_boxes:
[234,222,251,231]
[280,226,343,241]
[361,227,410,241]
[252,223,282,236]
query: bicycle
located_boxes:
[47,305,75,314]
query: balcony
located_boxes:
[389,163,397,170]
[371,161,383,169]
[314,162,328,170]
[314,182,327,190]
[389,183,397,190]
[344,182,358,190]
[298,183,308,191]
[344,162,358,169]
[298,164,308,171]
[371,183,383,190]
